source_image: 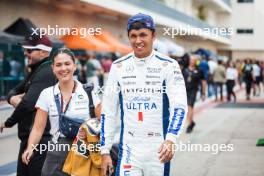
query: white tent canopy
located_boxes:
[153,38,185,57]
[160,38,185,57]
[153,38,169,54]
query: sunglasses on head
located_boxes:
[25,48,40,54]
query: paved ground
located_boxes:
[0,104,18,176]
[0,88,263,176]
[171,89,264,176]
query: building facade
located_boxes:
[1,0,263,60]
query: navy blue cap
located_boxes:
[127,13,155,32]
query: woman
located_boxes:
[21,48,101,176]
[226,61,238,102]
[182,55,206,133]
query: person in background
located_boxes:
[207,57,217,97]
[242,59,254,100]
[236,59,244,88]
[226,61,238,103]
[0,51,4,100]
[86,52,104,90]
[182,55,206,133]
[252,60,261,96]
[2,53,11,96]
[76,53,88,84]
[260,61,264,91]
[9,57,22,87]
[213,60,226,101]
[198,56,209,82]
[100,53,113,85]
[0,35,56,176]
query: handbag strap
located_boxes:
[83,83,96,118]
[53,82,76,116]
[53,87,62,118]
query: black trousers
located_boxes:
[214,82,224,101]
[17,137,50,176]
[41,137,72,176]
[245,79,252,95]
[226,80,236,101]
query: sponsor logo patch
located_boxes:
[147,67,162,73]
[122,75,136,79]
[78,95,84,99]
[126,65,134,73]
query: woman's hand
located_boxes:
[95,103,102,120]
[78,127,86,140]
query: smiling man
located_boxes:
[0,35,56,176]
[100,13,188,176]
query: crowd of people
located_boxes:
[172,54,264,133]
[176,54,264,102]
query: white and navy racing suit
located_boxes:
[100,50,187,176]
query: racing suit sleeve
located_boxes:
[100,64,119,155]
[165,60,188,143]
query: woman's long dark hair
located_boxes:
[51,48,75,63]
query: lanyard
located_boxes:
[60,94,72,114]
[54,81,77,115]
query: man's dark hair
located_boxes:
[128,22,155,34]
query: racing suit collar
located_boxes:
[132,50,155,64]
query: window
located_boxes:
[236,29,254,34]
[237,0,254,3]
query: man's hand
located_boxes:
[22,148,34,165]
[101,154,113,176]
[10,93,24,107]
[0,123,6,133]
[158,140,175,163]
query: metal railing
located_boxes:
[121,0,230,39]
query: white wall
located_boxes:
[230,0,264,50]
[165,0,193,16]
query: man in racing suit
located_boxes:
[100,13,187,176]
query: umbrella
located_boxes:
[95,31,132,55]
[4,18,64,47]
[4,18,36,37]
[60,28,114,52]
